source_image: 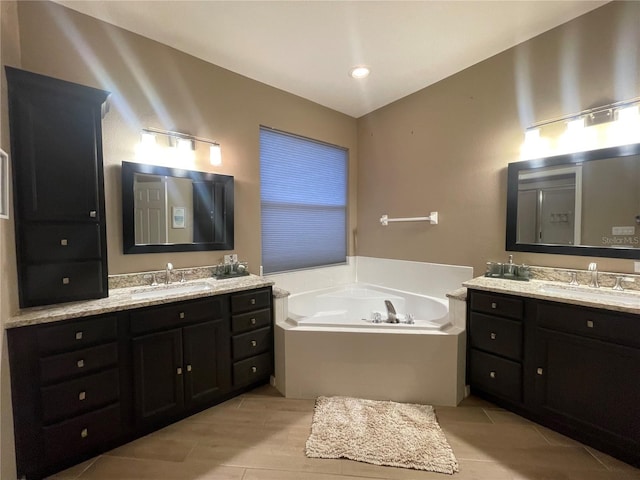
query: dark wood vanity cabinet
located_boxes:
[467,289,640,467]
[130,297,231,427]
[6,67,110,307]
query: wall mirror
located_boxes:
[122,161,234,254]
[506,143,640,259]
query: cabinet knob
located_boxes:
[490,332,497,340]
[537,368,544,375]
[75,331,83,340]
[489,371,496,379]
[60,239,68,246]
[77,359,85,369]
[179,312,185,319]
[80,428,88,439]
[79,391,86,401]
[251,366,257,373]
[586,320,594,328]
[491,302,497,309]
[251,340,257,347]
[186,364,192,372]
[62,277,70,285]
[177,367,183,375]
[250,318,256,325]
[250,298,256,305]
[89,211,97,218]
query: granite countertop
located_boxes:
[463,276,640,314]
[7,275,275,329]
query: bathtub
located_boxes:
[287,284,450,331]
[274,280,467,406]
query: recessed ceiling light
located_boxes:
[349,66,370,79]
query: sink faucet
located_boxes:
[384,300,399,323]
[588,262,599,288]
[165,262,173,285]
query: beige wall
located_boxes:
[357,1,640,275]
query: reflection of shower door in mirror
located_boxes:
[540,187,575,245]
[134,175,168,244]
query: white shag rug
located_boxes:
[305,396,459,475]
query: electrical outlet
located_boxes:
[635,261,640,273]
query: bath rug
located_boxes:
[305,396,458,474]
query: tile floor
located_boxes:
[50,385,640,480]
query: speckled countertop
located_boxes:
[463,276,640,314]
[7,275,275,329]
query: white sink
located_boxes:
[130,282,213,300]
[538,284,640,306]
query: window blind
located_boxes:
[260,127,347,274]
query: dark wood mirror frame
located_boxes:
[506,142,640,259]
[122,161,234,254]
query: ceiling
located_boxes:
[55,1,608,118]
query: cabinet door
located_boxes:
[183,320,230,407]
[534,328,640,449]
[133,329,184,424]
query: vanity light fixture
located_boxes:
[349,65,370,79]
[140,127,223,166]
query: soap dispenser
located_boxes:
[504,254,516,276]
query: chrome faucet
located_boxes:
[588,262,599,288]
[165,262,173,285]
[384,300,399,323]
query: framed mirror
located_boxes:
[122,161,234,254]
[506,143,640,259]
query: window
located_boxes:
[260,127,347,274]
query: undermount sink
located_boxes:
[130,281,213,300]
[538,284,640,306]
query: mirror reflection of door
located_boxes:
[540,187,576,244]
[134,174,167,244]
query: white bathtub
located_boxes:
[287,284,450,331]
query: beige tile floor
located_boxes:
[49,386,640,480]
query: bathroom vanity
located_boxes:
[6,278,273,480]
[465,277,640,467]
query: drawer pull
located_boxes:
[179,312,185,319]
[75,331,83,340]
[489,371,496,379]
[586,320,594,328]
[250,298,256,305]
[62,277,70,285]
[490,332,497,340]
[177,367,183,375]
[186,364,192,372]
[251,340,257,347]
[537,368,544,375]
[89,211,97,218]
[79,391,86,401]
[80,428,88,438]
[250,318,257,325]
[491,302,497,309]
[251,366,257,373]
[60,239,68,246]
[77,359,85,369]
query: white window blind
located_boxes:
[260,127,347,274]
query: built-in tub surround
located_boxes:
[270,257,473,406]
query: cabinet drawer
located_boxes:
[470,349,522,403]
[537,302,640,348]
[232,327,271,361]
[40,342,118,385]
[470,291,523,320]
[43,403,121,465]
[41,368,120,425]
[24,261,105,303]
[37,315,117,355]
[231,288,271,314]
[23,224,102,262]
[470,313,523,361]
[231,308,271,334]
[130,297,225,335]
[233,352,272,387]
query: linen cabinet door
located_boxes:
[132,329,184,425]
[182,319,231,407]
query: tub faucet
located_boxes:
[165,262,173,285]
[588,262,599,288]
[384,300,399,323]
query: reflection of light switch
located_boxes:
[612,226,635,235]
